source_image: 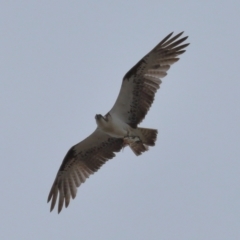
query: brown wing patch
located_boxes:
[47,130,123,213]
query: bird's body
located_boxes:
[48,32,189,213]
[95,113,131,138]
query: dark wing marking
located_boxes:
[47,128,123,213]
[109,32,189,128]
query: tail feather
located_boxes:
[125,127,158,156]
[136,127,158,146]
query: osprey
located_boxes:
[48,32,189,213]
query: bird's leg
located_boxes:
[123,130,130,139]
[122,131,130,150]
[132,136,141,143]
[123,130,141,143]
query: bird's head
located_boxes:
[95,114,108,122]
[95,114,104,121]
[95,114,109,128]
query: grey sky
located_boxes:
[1,1,240,239]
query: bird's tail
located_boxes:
[124,127,158,156]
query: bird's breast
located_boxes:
[97,114,129,138]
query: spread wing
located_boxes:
[47,128,123,213]
[109,32,189,128]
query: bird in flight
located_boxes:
[48,32,189,213]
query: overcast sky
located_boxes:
[1,1,240,239]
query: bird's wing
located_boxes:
[47,128,123,213]
[109,32,189,128]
